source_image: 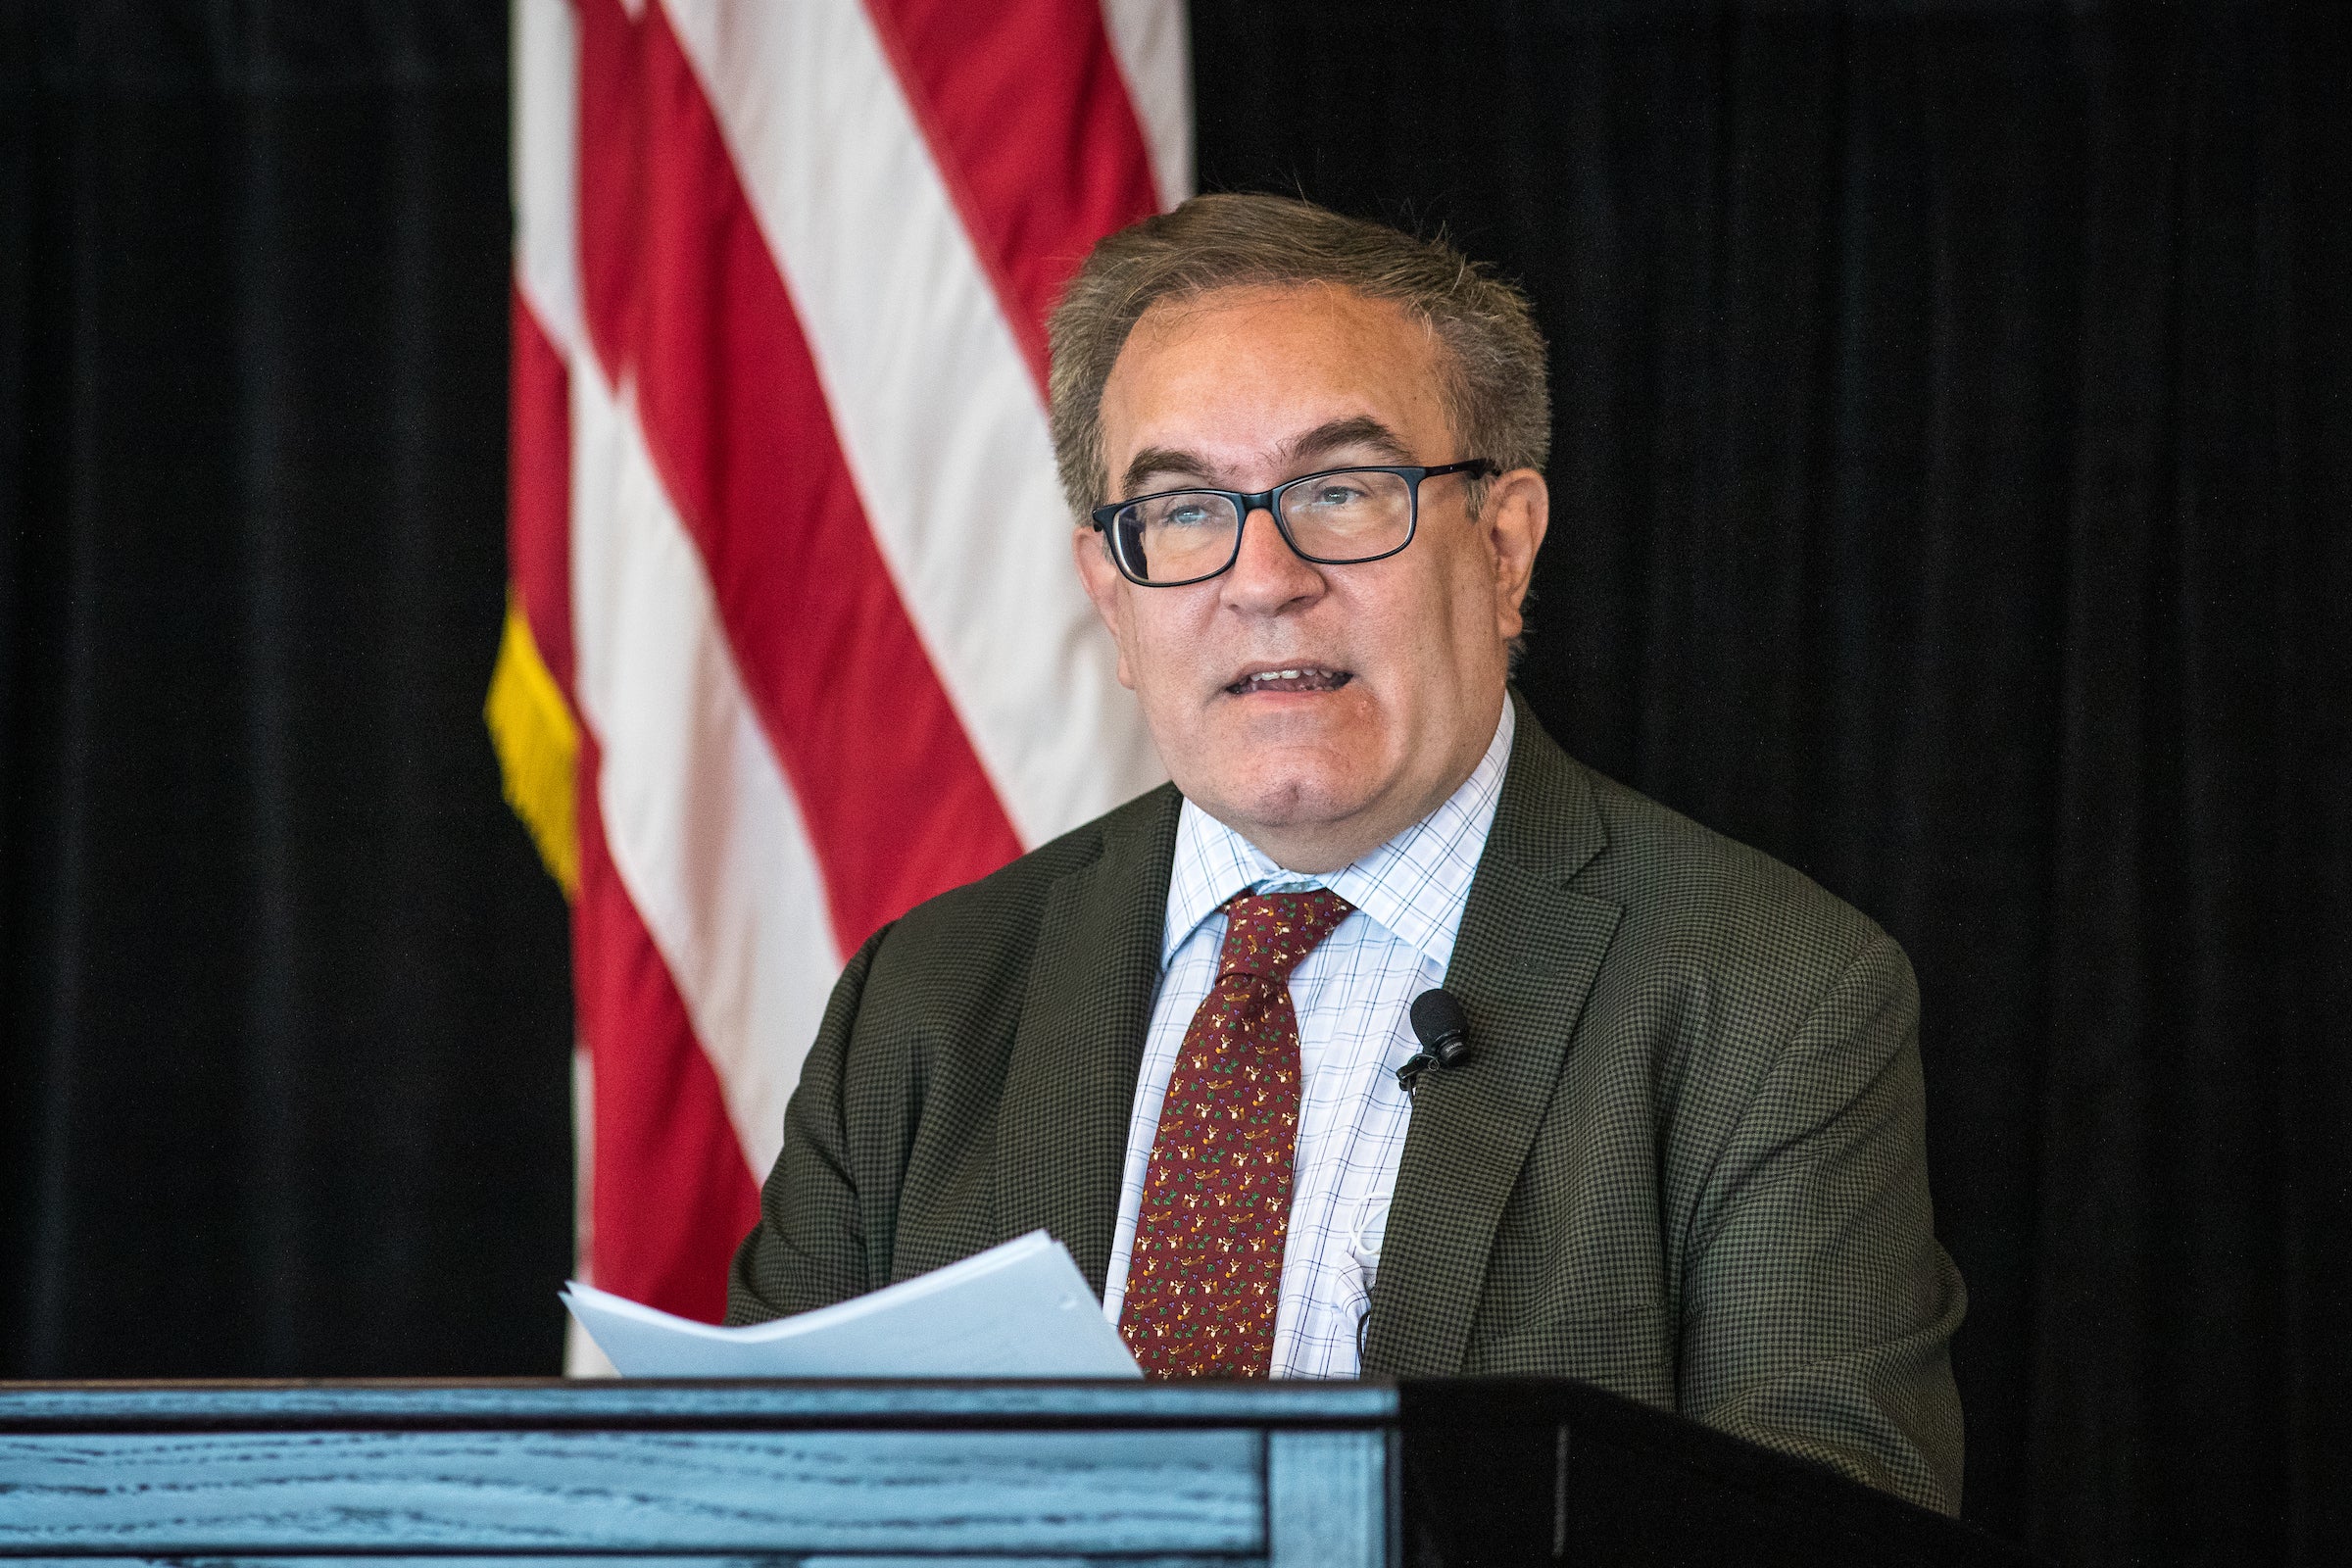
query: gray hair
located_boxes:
[1047,192,1550,519]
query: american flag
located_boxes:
[487,0,1190,1365]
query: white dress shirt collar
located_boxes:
[1160,698,1517,975]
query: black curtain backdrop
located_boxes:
[2,4,2346,1565]
[0,4,573,1378]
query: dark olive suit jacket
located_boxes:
[728,694,1967,1513]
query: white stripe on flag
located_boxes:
[1102,0,1195,210]
[513,0,586,362]
[568,368,844,1181]
[513,0,604,1360]
[563,1047,618,1375]
[661,0,1166,852]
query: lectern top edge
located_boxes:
[0,1377,1401,1430]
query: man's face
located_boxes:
[1073,283,1548,872]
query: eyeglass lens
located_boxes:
[1111,468,1416,584]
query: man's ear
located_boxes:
[1482,467,1549,644]
[1071,525,1138,690]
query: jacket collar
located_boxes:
[1362,690,1623,1374]
[995,785,1183,1294]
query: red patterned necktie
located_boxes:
[1119,887,1354,1378]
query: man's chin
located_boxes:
[1180,760,1383,845]
[1192,698,1371,774]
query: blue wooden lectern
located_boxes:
[0,1379,2033,1567]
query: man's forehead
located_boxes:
[1104,286,1446,485]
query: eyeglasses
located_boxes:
[1088,460,1497,588]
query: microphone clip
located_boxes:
[1396,988,1471,1094]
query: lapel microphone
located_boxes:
[1396,988,1472,1093]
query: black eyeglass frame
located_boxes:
[1087,459,1499,588]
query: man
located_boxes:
[728,194,1965,1513]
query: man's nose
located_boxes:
[1219,505,1323,612]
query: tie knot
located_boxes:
[1216,888,1354,983]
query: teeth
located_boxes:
[1236,666,1343,692]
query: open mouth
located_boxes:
[1225,665,1353,697]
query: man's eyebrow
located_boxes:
[1289,414,1411,469]
[1118,417,1420,501]
[1279,416,1417,469]
[1120,447,1218,498]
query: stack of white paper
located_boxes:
[561,1230,1143,1378]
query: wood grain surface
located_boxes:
[0,1427,1264,1555]
[1266,1432,1387,1568]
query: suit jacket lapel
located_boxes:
[1363,698,1623,1375]
[996,786,1183,1295]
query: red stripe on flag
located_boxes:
[862,0,1164,384]
[618,4,1023,952]
[509,287,575,694]
[574,730,760,1323]
[574,0,638,388]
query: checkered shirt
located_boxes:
[1102,702,1516,1378]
